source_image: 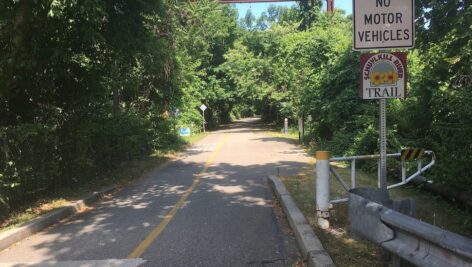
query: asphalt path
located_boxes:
[0,118,312,267]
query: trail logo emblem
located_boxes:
[360,52,407,99]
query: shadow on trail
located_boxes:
[251,136,299,145]
[10,159,306,264]
[217,117,273,134]
[0,116,307,266]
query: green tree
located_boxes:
[296,0,322,30]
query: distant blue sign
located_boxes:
[179,127,191,137]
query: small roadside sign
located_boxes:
[179,127,191,137]
[353,0,415,50]
[200,104,207,132]
[360,52,407,99]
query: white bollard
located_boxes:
[284,118,288,134]
[316,151,330,229]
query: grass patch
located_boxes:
[266,126,302,142]
[280,160,472,267]
[0,132,208,232]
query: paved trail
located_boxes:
[0,118,312,266]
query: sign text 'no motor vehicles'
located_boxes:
[353,0,415,50]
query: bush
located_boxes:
[60,108,154,182]
[0,124,60,214]
[0,107,159,219]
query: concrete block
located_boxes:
[268,175,290,197]
[268,175,336,267]
[308,250,337,267]
[280,195,308,226]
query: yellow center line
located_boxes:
[127,135,228,259]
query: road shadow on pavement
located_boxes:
[0,159,307,266]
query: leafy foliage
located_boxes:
[0,0,470,218]
[0,0,176,216]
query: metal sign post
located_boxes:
[200,104,207,133]
[379,98,387,189]
[173,108,180,137]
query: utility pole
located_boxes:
[327,0,334,15]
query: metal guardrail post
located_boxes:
[401,160,406,184]
[316,151,330,229]
[351,159,356,188]
[349,188,393,243]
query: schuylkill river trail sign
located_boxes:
[359,52,407,100]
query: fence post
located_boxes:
[316,151,330,229]
[351,159,356,189]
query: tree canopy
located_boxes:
[0,0,470,218]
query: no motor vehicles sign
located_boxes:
[353,0,415,50]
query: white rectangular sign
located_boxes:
[353,0,414,50]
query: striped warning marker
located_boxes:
[400,148,425,160]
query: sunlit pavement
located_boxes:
[0,118,311,266]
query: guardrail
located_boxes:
[315,150,435,229]
[349,188,472,267]
[314,151,472,266]
[330,150,436,191]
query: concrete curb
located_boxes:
[268,175,335,267]
[0,186,117,252]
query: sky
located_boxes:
[234,1,353,19]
